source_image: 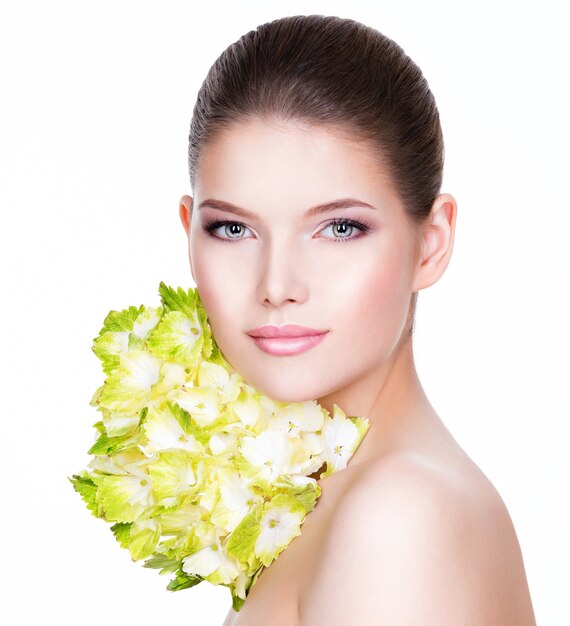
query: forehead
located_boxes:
[194,117,401,217]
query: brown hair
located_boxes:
[188,14,445,336]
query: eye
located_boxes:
[201,217,372,243]
[317,218,372,242]
[201,219,253,241]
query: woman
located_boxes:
[178,14,536,625]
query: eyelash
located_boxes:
[201,217,372,243]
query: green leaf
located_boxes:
[96,474,150,522]
[146,311,203,368]
[225,505,263,567]
[139,406,149,426]
[128,334,146,351]
[167,566,203,592]
[148,450,200,502]
[143,554,181,575]
[69,474,102,517]
[111,522,132,548]
[167,401,210,446]
[287,483,320,514]
[88,430,141,456]
[116,522,161,561]
[97,305,145,335]
[92,306,148,374]
[157,283,216,362]
[97,350,161,413]
[92,420,106,435]
[232,593,245,612]
[158,283,200,318]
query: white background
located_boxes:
[1,1,568,624]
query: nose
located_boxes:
[256,236,309,307]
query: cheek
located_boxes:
[342,251,413,347]
[190,242,228,320]
[364,255,410,308]
[191,232,248,290]
[192,279,240,368]
[189,241,249,364]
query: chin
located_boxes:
[267,390,318,404]
[218,345,333,404]
[239,373,322,404]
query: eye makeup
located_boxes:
[201,217,372,243]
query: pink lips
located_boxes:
[246,324,329,356]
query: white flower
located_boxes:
[321,404,367,475]
[131,307,161,339]
[171,385,221,428]
[254,499,304,567]
[142,405,202,454]
[269,401,324,436]
[231,396,263,429]
[71,283,370,610]
[239,429,294,482]
[210,469,263,533]
[209,431,238,456]
[182,538,241,585]
[198,361,242,403]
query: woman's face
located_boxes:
[182,117,425,405]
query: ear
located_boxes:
[179,194,196,283]
[179,194,193,234]
[411,192,457,292]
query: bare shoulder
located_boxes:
[300,452,536,626]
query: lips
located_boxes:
[246,324,327,339]
[245,324,329,356]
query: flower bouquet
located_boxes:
[70,282,370,611]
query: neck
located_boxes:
[316,333,436,467]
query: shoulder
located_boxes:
[300,452,536,625]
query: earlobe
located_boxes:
[411,193,457,292]
[179,195,193,234]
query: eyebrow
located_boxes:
[197,197,377,219]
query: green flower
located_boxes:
[320,404,370,478]
[254,494,305,567]
[70,281,370,610]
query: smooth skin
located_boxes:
[179,117,537,625]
